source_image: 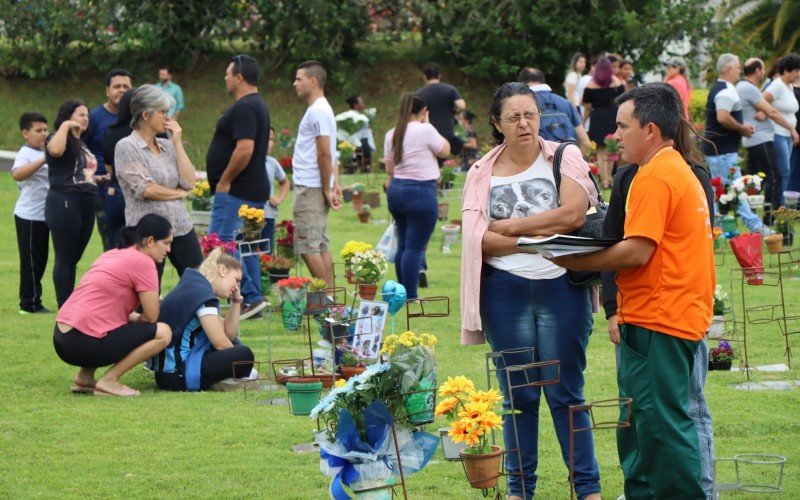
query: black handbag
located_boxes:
[552,142,608,286]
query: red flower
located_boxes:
[279,157,293,169]
[277,276,312,289]
[260,254,272,264]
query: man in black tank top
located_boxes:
[703,53,772,234]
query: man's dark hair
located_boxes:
[621,59,634,68]
[106,68,133,87]
[743,59,764,76]
[19,111,47,131]
[346,95,360,109]
[298,60,327,88]
[232,54,260,86]
[517,67,546,85]
[422,62,440,80]
[158,65,171,73]
[607,54,621,64]
[615,82,682,140]
[778,53,800,75]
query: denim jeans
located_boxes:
[790,145,800,193]
[614,337,714,498]
[209,191,261,304]
[105,183,126,248]
[242,217,275,298]
[706,153,762,231]
[774,135,793,202]
[480,267,600,499]
[387,179,438,300]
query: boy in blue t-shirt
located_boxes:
[12,112,51,314]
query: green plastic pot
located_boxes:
[286,378,323,416]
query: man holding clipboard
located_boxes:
[549,83,714,499]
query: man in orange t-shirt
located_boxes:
[551,83,713,499]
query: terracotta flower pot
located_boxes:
[340,365,366,380]
[358,212,370,223]
[461,445,503,489]
[438,202,449,221]
[365,191,381,208]
[764,233,783,254]
[358,283,378,300]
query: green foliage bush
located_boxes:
[415,0,714,85]
[0,0,372,80]
[689,88,709,126]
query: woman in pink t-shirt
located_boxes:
[383,93,450,299]
[665,59,691,119]
[54,214,174,396]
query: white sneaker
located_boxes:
[617,495,626,500]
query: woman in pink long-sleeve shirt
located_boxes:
[459,82,600,500]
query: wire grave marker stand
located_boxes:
[405,296,450,331]
[568,398,633,499]
[712,454,787,497]
[482,347,561,499]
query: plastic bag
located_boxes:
[376,221,398,263]
[729,233,763,285]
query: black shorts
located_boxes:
[53,322,157,368]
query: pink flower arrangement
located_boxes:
[199,233,236,256]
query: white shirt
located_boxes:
[714,79,742,114]
[564,72,580,106]
[764,78,799,137]
[263,156,287,219]
[292,97,337,188]
[12,145,49,221]
[484,153,566,280]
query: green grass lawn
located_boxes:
[0,169,798,498]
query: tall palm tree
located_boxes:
[730,0,800,56]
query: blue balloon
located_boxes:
[382,280,407,315]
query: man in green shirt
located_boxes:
[156,66,186,119]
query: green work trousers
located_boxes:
[617,323,704,499]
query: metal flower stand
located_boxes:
[567,398,633,499]
[482,347,561,499]
[712,453,787,496]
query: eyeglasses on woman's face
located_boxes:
[497,110,540,126]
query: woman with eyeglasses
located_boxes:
[115,84,203,283]
[459,83,601,500]
[383,92,450,299]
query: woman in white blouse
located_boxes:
[115,84,203,282]
[764,54,800,200]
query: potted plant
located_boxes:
[357,204,371,224]
[286,377,323,416]
[708,285,727,339]
[440,165,456,190]
[713,227,724,251]
[237,204,266,241]
[277,276,312,331]
[764,233,784,254]
[338,344,368,379]
[709,341,734,371]
[341,241,373,284]
[351,183,366,211]
[310,365,437,498]
[604,134,620,162]
[274,219,295,259]
[265,254,294,284]
[382,331,438,425]
[188,176,212,227]
[306,277,329,313]
[438,201,449,221]
[773,206,798,246]
[365,189,381,208]
[435,375,504,489]
[350,249,388,299]
[337,140,357,172]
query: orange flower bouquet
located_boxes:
[435,376,503,454]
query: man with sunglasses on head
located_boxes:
[205,54,270,319]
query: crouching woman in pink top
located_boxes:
[53,214,173,396]
[460,83,600,499]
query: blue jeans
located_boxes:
[105,183,126,248]
[790,145,800,193]
[387,179,438,300]
[706,153,762,231]
[774,135,793,202]
[480,268,599,499]
[209,191,261,304]
[242,218,275,298]
[614,337,714,498]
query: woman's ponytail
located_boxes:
[198,247,241,282]
[116,213,172,249]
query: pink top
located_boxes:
[667,75,691,119]
[460,137,598,345]
[56,247,159,338]
[383,122,446,181]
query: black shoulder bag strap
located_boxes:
[552,142,605,206]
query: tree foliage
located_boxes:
[413,0,714,85]
[729,0,800,58]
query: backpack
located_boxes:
[536,91,578,143]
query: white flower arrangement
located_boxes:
[335,110,370,135]
[350,249,388,284]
